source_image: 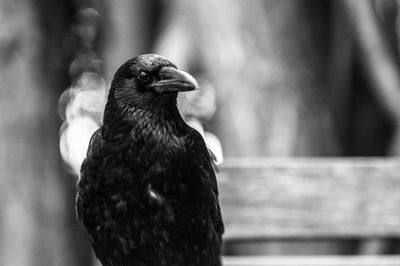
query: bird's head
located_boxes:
[108,54,199,113]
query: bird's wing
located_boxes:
[76,127,103,225]
[208,148,219,173]
[86,127,104,158]
[188,129,224,235]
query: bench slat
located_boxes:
[223,255,400,266]
[218,158,400,240]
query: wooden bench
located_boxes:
[218,158,400,266]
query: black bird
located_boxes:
[76,54,224,266]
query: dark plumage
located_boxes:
[76,54,224,266]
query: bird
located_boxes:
[76,54,224,266]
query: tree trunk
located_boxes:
[156,0,338,157]
[0,0,67,265]
[0,0,92,265]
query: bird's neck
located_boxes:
[102,98,187,140]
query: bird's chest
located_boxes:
[95,122,193,199]
[132,126,186,160]
[124,123,188,175]
[81,130,210,251]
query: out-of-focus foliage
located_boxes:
[59,72,106,174]
[58,6,105,175]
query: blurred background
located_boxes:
[1,0,400,265]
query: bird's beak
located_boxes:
[150,66,199,94]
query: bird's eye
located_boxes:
[137,71,150,82]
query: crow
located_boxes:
[76,54,224,266]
